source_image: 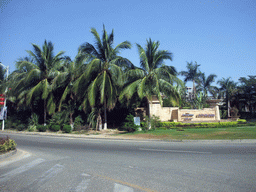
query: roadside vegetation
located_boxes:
[0,136,17,153]
[0,25,255,135]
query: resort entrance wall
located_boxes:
[148,99,221,122]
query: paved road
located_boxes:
[0,132,256,192]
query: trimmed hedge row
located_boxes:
[155,120,255,129]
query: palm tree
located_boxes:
[217,77,237,118]
[0,64,6,93]
[51,53,88,128]
[76,25,132,130]
[180,61,201,99]
[11,40,66,125]
[196,72,217,97]
[238,76,256,114]
[120,38,182,126]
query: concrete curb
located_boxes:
[0,149,17,160]
[1,130,256,143]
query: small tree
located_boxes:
[122,114,140,132]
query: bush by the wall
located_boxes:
[156,121,255,129]
[121,114,140,132]
[63,125,72,133]
[37,125,47,132]
[237,119,246,124]
[17,124,26,131]
[49,125,61,132]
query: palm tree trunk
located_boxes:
[148,99,151,129]
[103,97,107,130]
[44,99,46,126]
[97,113,102,131]
[70,112,74,130]
[193,79,196,98]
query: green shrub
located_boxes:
[150,115,161,130]
[237,119,246,124]
[17,124,26,131]
[121,114,140,132]
[28,125,37,132]
[0,136,17,152]
[159,122,181,128]
[29,113,39,126]
[37,125,47,132]
[140,122,146,129]
[49,124,61,132]
[63,125,72,133]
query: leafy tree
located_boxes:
[120,38,182,127]
[76,25,132,130]
[11,40,66,125]
[180,61,201,99]
[217,77,237,118]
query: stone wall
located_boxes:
[150,102,220,122]
[178,108,218,122]
[149,102,179,121]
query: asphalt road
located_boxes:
[0,132,256,192]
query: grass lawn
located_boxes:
[122,126,256,140]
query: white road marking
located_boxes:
[114,183,134,192]
[75,173,91,192]
[139,148,212,154]
[0,158,45,182]
[35,164,64,185]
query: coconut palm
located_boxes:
[76,25,132,130]
[51,53,88,127]
[11,40,66,125]
[0,64,6,93]
[196,72,217,97]
[120,38,182,125]
[180,61,201,99]
[217,77,237,118]
[237,76,256,114]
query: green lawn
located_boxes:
[123,126,256,140]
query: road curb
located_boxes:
[0,149,17,160]
[1,130,256,143]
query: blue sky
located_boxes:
[1,0,255,86]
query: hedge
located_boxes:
[49,124,61,132]
[37,125,47,132]
[157,120,255,129]
[63,125,72,133]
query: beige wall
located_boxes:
[150,102,220,122]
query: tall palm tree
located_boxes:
[196,72,217,97]
[180,61,201,99]
[120,38,182,124]
[217,77,237,118]
[238,76,256,114]
[76,25,132,130]
[11,40,66,125]
[51,53,88,127]
[0,64,6,93]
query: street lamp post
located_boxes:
[0,62,9,131]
